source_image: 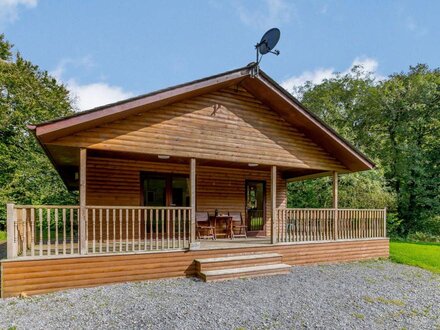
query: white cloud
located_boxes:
[235,0,296,29]
[0,0,37,25]
[66,80,134,111]
[50,57,134,111]
[281,57,385,95]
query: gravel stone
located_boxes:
[0,260,439,329]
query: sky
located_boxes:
[1,0,439,111]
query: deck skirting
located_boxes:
[1,238,389,298]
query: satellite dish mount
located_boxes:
[254,28,281,75]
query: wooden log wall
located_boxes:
[1,238,389,297]
[86,156,286,238]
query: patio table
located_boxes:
[209,215,233,239]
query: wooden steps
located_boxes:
[195,253,290,282]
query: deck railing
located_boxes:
[6,204,191,259]
[6,204,386,259]
[276,208,386,243]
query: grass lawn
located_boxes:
[0,230,6,241]
[390,240,440,273]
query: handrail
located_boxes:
[85,206,192,210]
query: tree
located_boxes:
[373,65,440,234]
[292,64,440,236]
[0,34,77,227]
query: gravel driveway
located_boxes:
[0,260,439,330]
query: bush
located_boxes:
[386,213,403,238]
[407,231,440,243]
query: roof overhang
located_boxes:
[32,66,251,143]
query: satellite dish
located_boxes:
[253,28,281,75]
[256,28,280,55]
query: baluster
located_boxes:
[144,209,148,250]
[99,209,103,253]
[132,209,135,251]
[155,209,159,250]
[150,209,153,250]
[54,208,58,255]
[166,209,170,249]
[172,209,176,249]
[46,209,51,256]
[161,209,165,250]
[280,210,284,242]
[138,209,142,251]
[92,209,96,253]
[21,208,27,257]
[126,209,129,252]
[106,209,110,253]
[30,208,35,256]
[119,209,122,252]
[183,209,187,248]
[177,209,181,248]
[70,209,74,254]
[62,209,66,254]
[319,210,322,241]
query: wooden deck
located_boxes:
[199,238,271,249]
[1,238,389,298]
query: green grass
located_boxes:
[0,230,6,241]
[390,241,440,273]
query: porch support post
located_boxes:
[332,171,338,240]
[7,203,17,259]
[79,148,88,255]
[271,165,277,244]
[189,158,199,249]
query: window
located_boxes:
[141,172,189,207]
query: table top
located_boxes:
[209,215,232,219]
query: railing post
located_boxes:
[383,207,387,237]
[7,203,17,259]
[189,158,199,250]
[79,148,88,255]
[271,165,277,244]
[332,171,338,240]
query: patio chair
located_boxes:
[196,212,215,240]
[228,212,247,239]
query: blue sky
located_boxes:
[2,0,439,110]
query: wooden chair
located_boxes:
[196,212,215,240]
[228,212,247,239]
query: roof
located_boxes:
[29,63,374,188]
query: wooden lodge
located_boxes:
[1,64,389,297]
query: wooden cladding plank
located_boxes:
[1,239,389,297]
[49,87,346,171]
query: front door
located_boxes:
[245,180,266,236]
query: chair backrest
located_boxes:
[228,212,242,223]
[195,212,209,222]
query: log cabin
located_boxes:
[1,64,388,297]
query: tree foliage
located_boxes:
[290,65,440,236]
[0,34,77,227]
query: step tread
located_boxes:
[201,263,291,277]
[195,253,282,264]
